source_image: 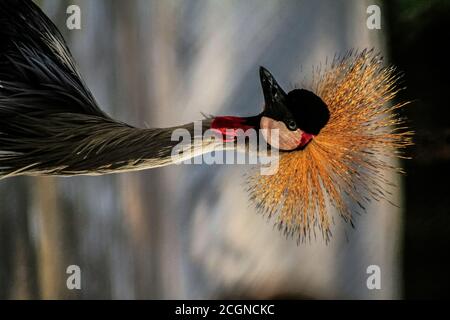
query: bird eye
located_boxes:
[287,120,297,130]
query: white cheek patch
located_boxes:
[260,116,303,151]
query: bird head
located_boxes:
[259,66,330,151]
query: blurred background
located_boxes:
[0,0,448,299]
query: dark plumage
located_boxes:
[0,0,210,177]
[287,89,330,136]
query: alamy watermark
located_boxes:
[367,5,381,30]
[171,121,280,175]
[66,5,81,30]
[366,264,381,290]
[66,265,81,290]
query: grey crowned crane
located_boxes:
[0,0,412,241]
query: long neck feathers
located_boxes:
[0,115,215,177]
[0,1,267,179]
[0,0,215,178]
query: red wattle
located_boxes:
[299,132,314,148]
[211,116,254,142]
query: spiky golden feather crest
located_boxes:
[247,49,414,242]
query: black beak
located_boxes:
[259,66,297,130]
